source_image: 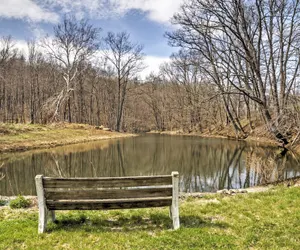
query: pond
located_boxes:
[0,134,299,196]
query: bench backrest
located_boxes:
[35,172,179,211]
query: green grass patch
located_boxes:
[0,187,299,249]
[9,196,31,209]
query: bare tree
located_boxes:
[41,15,100,123]
[0,36,17,66]
[167,0,300,145]
[27,40,45,124]
[0,36,18,122]
[161,50,212,132]
[141,74,167,131]
[102,32,144,131]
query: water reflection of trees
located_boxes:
[245,147,300,185]
[0,135,300,196]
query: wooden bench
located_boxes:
[35,172,180,233]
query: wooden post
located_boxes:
[171,171,180,230]
[35,175,47,233]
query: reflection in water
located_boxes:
[0,135,299,196]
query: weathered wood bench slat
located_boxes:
[46,197,172,210]
[44,176,172,189]
[45,187,172,200]
[35,172,180,233]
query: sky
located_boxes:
[0,0,185,78]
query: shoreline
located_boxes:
[0,123,298,153]
[147,130,279,147]
[0,133,136,153]
[148,130,300,155]
[0,123,137,153]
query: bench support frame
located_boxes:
[35,172,180,233]
[36,175,56,233]
[35,175,47,234]
[171,171,180,230]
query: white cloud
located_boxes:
[0,0,59,23]
[94,50,170,79]
[110,0,184,24]
[13,39,49,59]
[10,39,29,59]
[141,55,170,79]
[40,0,184,24]
[0,0,184,24]
[11,41,169,81]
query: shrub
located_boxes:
[0,200,6,206]
[9,195,31,209]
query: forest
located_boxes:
[1,0,300,146]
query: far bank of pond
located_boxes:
[148,130,279,146]
[1,134,299,196]
[0,123,136,153]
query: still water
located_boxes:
[0,134,299,196]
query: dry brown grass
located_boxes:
[0,123,136,153]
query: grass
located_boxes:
[0,123,135,152]
[9,196,31,209]
[0,187,299,249]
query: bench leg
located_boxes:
[38,205,47,233]
[172,172,180,230]
[49,210,56,223]
[171,204,180,230]
[35,175,47,233]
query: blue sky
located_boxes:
[0,0,184,77]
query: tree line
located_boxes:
[166,0,300,145]
[1,1,300,146]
